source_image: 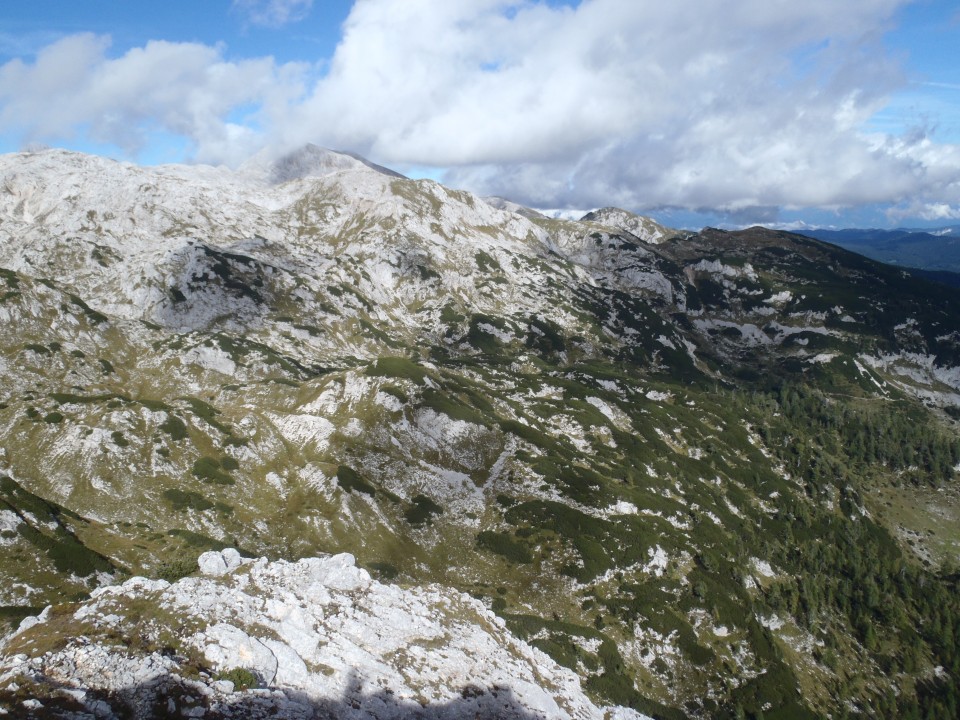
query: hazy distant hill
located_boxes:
[802,226,960,273]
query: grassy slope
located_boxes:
[1,223,960,718]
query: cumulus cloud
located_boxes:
[1,0,959,223]
[888,198,960,223]
[232,0,314,27]
[279,0,960,221]
[0,33,307,165]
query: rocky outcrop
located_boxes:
[0,551,649,719]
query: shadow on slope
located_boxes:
[1,668,587,720]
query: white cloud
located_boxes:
[0,34,307,165]
[232,0,314,27]
[888,201,960,222]
[1,0,959,223]
[277,0,960,220]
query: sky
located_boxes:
[0,0,959,230]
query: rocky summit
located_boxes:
[0,549,643,719]
[1,146,959,718]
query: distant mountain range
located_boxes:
[800,226,960,275]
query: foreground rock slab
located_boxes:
[0,551,650,719]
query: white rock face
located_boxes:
[198,547,248,576]
[0,552,652,720]
[579,207,672,245]
[0,146,679,359]
[204,623,280,685]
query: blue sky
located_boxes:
[1,0,958,229]
[869,0,960,142]
[0,1,354,67]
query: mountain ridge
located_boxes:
[799,226,960,273]
[1,148,960,718]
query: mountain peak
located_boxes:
[580,206,674,244]
[239,144,406,185]
[481,195,548,220]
